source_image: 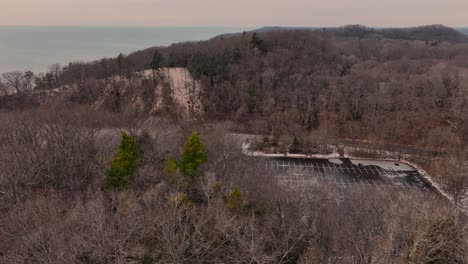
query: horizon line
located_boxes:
[1,24,468,29]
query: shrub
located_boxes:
[164,155,178,174]
[169,192,194,208]
[225,187,243,212]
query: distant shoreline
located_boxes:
[1,25,466,74]
[0,26,253,74]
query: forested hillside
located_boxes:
[4,25,467,147]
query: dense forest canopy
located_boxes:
[1,25,467,193]
[3,25,466,147]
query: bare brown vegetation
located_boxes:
[0,27,467,263]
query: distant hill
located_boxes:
[253,25,468,43]
[379,25,468,42]
[255,26,318,32]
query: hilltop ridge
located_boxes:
[251,24,468,43]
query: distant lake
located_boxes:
[0,26,251,74]
[458,28,468,35]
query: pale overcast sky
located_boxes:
[1,0,467,27]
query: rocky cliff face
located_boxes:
[91,67,203,120]
[1,67,204,119]
[152,68,203,120]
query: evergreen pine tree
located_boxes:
[105,132,139,189]
[150,50,164,82]
[150,50,164,71]
[117,53,125,77]
[250,32,266,53]
[179,131,208,181]
[290,135,303,154]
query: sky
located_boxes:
[1,0,468,27]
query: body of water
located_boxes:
[0,26,250,74]
[458,27,468,35]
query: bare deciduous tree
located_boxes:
[1,71,23,93]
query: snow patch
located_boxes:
[349,159,415,171]
[401,159,468,213]
[381,172,408,179]
[242,142,340,159]
[241,135,467,213]
[329,159,343,165]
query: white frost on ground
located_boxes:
[349,159,415,171]
[351,155,468,212]
[346,154,468,213]
[329,159,343,164]
[345,146,413,160]
[242,142,340,159]
[380,172,409,179]
[401,159,468,213]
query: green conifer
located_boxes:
[105,132,139,189]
